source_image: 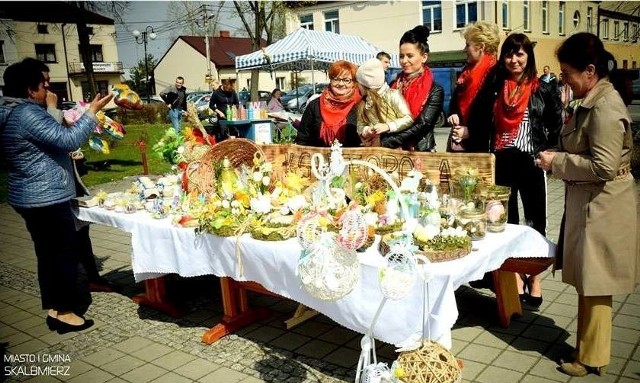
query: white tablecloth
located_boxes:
[76,207,555,348]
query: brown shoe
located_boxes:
[560,362,607,377]
[89,278,118,293]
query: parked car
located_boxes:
[281,83,327,113]
[187,91,210,104]
[238,90,273,108]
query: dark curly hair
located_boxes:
[399,25,430,54]
[3,58,49,98]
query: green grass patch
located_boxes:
[0,123,174,203]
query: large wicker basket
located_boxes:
[186,138,264,195]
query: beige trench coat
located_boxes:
[551,79,639,296]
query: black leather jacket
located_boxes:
[463,68,563,154]
[380,83,444,152]
[295,97,360,147]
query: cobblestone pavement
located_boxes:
[1,139,639,382]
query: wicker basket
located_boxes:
[186,138,264,195]
[380,233,472,263]
[397,341,462,383]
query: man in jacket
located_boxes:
[160,76,187,132]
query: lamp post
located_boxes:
[132,26,157,103]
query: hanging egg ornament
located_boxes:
[297,233,359,301]
[379,243,417,300]
[337,208,368,250]
[296,211,327,250]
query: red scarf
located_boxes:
[319,86,361,146]
[391,67,434,118]
[493,77,538,150]
[455,54,496,125]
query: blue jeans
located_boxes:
[168,108,183,132]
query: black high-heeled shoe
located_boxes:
[522,293,543,308]
[46,316,94,334]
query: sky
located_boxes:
[112,1,241,75]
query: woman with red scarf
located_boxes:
[296,60,362,147]
[383,25,444,151]
[447,21,500,152]
[473,34,562,307]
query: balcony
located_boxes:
[68,61,124,75]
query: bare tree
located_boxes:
[70,1,129,97]
[232,1,288,100]
[166,1,225,37]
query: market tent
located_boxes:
[235,27,383,72]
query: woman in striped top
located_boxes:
[481,34,563,307]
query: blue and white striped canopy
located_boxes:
[235,28,384,71]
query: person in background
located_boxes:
[537,32,638,378]
[268,88,284,112]
[296,60,362,147]
[209,79,240,120]
[0,57,113,334]
[377,51,392,85]
[159,76,187,132]
[447,21,501,152]
[478,34,562,306]
[355,58,413,146]
[540,65,558,85]
[387,25,444,151]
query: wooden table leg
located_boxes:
[201,277,271,344]
[492,270,522,327]
[132,277,185,318]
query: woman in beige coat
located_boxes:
[538,33,639,378]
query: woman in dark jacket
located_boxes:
[472,34,563,306]
[296,60,362,147]
[383,25,444,152]
[209,79,240,120]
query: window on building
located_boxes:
[35,44,56,63]
[78,44,104,62]
[0,40,4,63]
[558,1,565,35]
[501,0,509,29]
[622,60,627,69]
[602,18,609,39]
[80,80,108,101]
[276,77,285,90]
[623,22,629,41]
[613,21,619,41]
[523,0,530,31]
[541,1,548,34]
[324,10,339,33]
[633,61,637,69]
[86,27,94,35]
[455,0,477,29]
[633,24,638,42]
[300,14,314,30]
[37,24,48,34]
[422,1,442,32]
[587,7,593,33]
[573,11,580,28]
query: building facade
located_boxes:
[0,3,123,104]
[286,1,640,75]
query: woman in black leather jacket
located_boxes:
[382,25,444,152]
[471,33,563,307]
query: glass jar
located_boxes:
[484,185,510,233]
[458,207,487,240]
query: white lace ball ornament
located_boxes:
[337,208,368,250]
[379,244,417,300]
[298,233,359,301]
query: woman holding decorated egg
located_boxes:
[537,33,638,377]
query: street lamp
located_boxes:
[132,26,157,103]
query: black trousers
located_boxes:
[15,201,91,313]
[494,148,547,236]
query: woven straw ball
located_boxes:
[397,341,461,383]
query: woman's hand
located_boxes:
[536,150,557,172]
[372,123,390,134]
[45,91,58,109]
[87,93,114,115]
[447,114,460,126]
[451,125,468,143]
[360,126,374,138]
